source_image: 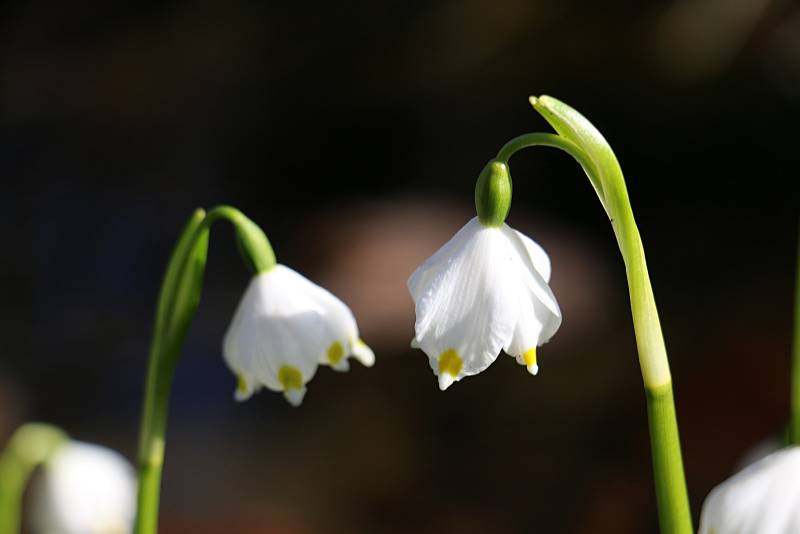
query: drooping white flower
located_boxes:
[223,264,374,406]
[698,446,800,534]
[29,441,136,534]
[408,216,561,390]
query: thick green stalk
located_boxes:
[791,228,800,446]
[647,387,690,533]
[494,96,692,534]
[134,206,275,534]
[0,423,68,534]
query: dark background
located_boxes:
[1,1,798,532]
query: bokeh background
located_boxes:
[1,1,799,532]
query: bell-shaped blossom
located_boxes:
[408,217,561,390]
[29,441,136,534]
[223,264,374,406]
[699,446,800,534]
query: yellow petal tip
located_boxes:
[523,348,539,376]
[327,341,345,365]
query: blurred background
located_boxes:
[1,0,799,532]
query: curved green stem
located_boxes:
[497,133,670,388]
[493,96,692,534]
[134,206,275,534]
[0,423,68,534]
[791,226,800,446]
[497,133,607,212]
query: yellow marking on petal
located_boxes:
[236,374,249,395]
[438,349,463,377]
[523,347,537,368]
[327,341,345,365]
[278,365,304,391]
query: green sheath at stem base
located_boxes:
[647,385,693,534]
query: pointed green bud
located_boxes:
[475,159,512,227]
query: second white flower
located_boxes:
[408,217,561,390]
[223,265,374,406]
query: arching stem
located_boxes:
[494,96,692,534]
[134,206,275,534]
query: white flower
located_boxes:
[699,446,800,534]
[408,216,561,390]
[223,264,374,406]
[29,441,136,534]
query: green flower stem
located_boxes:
[791,228,800,446]
[0,423,68,534]
[494,96,692,534]
[135,206,275,534]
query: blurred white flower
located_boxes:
[224,265,374,406]
[408,217,561,390]
[29,441,136,534]
[699,446,800,534]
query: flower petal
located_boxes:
[284,387,307,407]
[501,226,562,375]
[223,267,323,402]
[504,291,561,374]
[699,447,800,534]
[288,269,375,369]
[409,218,521,384]
[509,226,552,282]
[502,224,561,317]
[407,218,477,299]
[351,338,375,367]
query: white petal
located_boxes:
[501,226,562,374]
[504,298,545,358]
[698,446,800,534]
[351,339,375,367]
[407,218,477,298]
[501,224,561,317]
[331,358,350,372]
[233,373,257,402]
[509,226,552,282]
[287,267,375,369]
[438,373,455,391]
[284,387,307,407]
[408,218,521,382]
[503,287,562,371]
[223,267,323,397]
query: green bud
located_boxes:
[474,159,512,227]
